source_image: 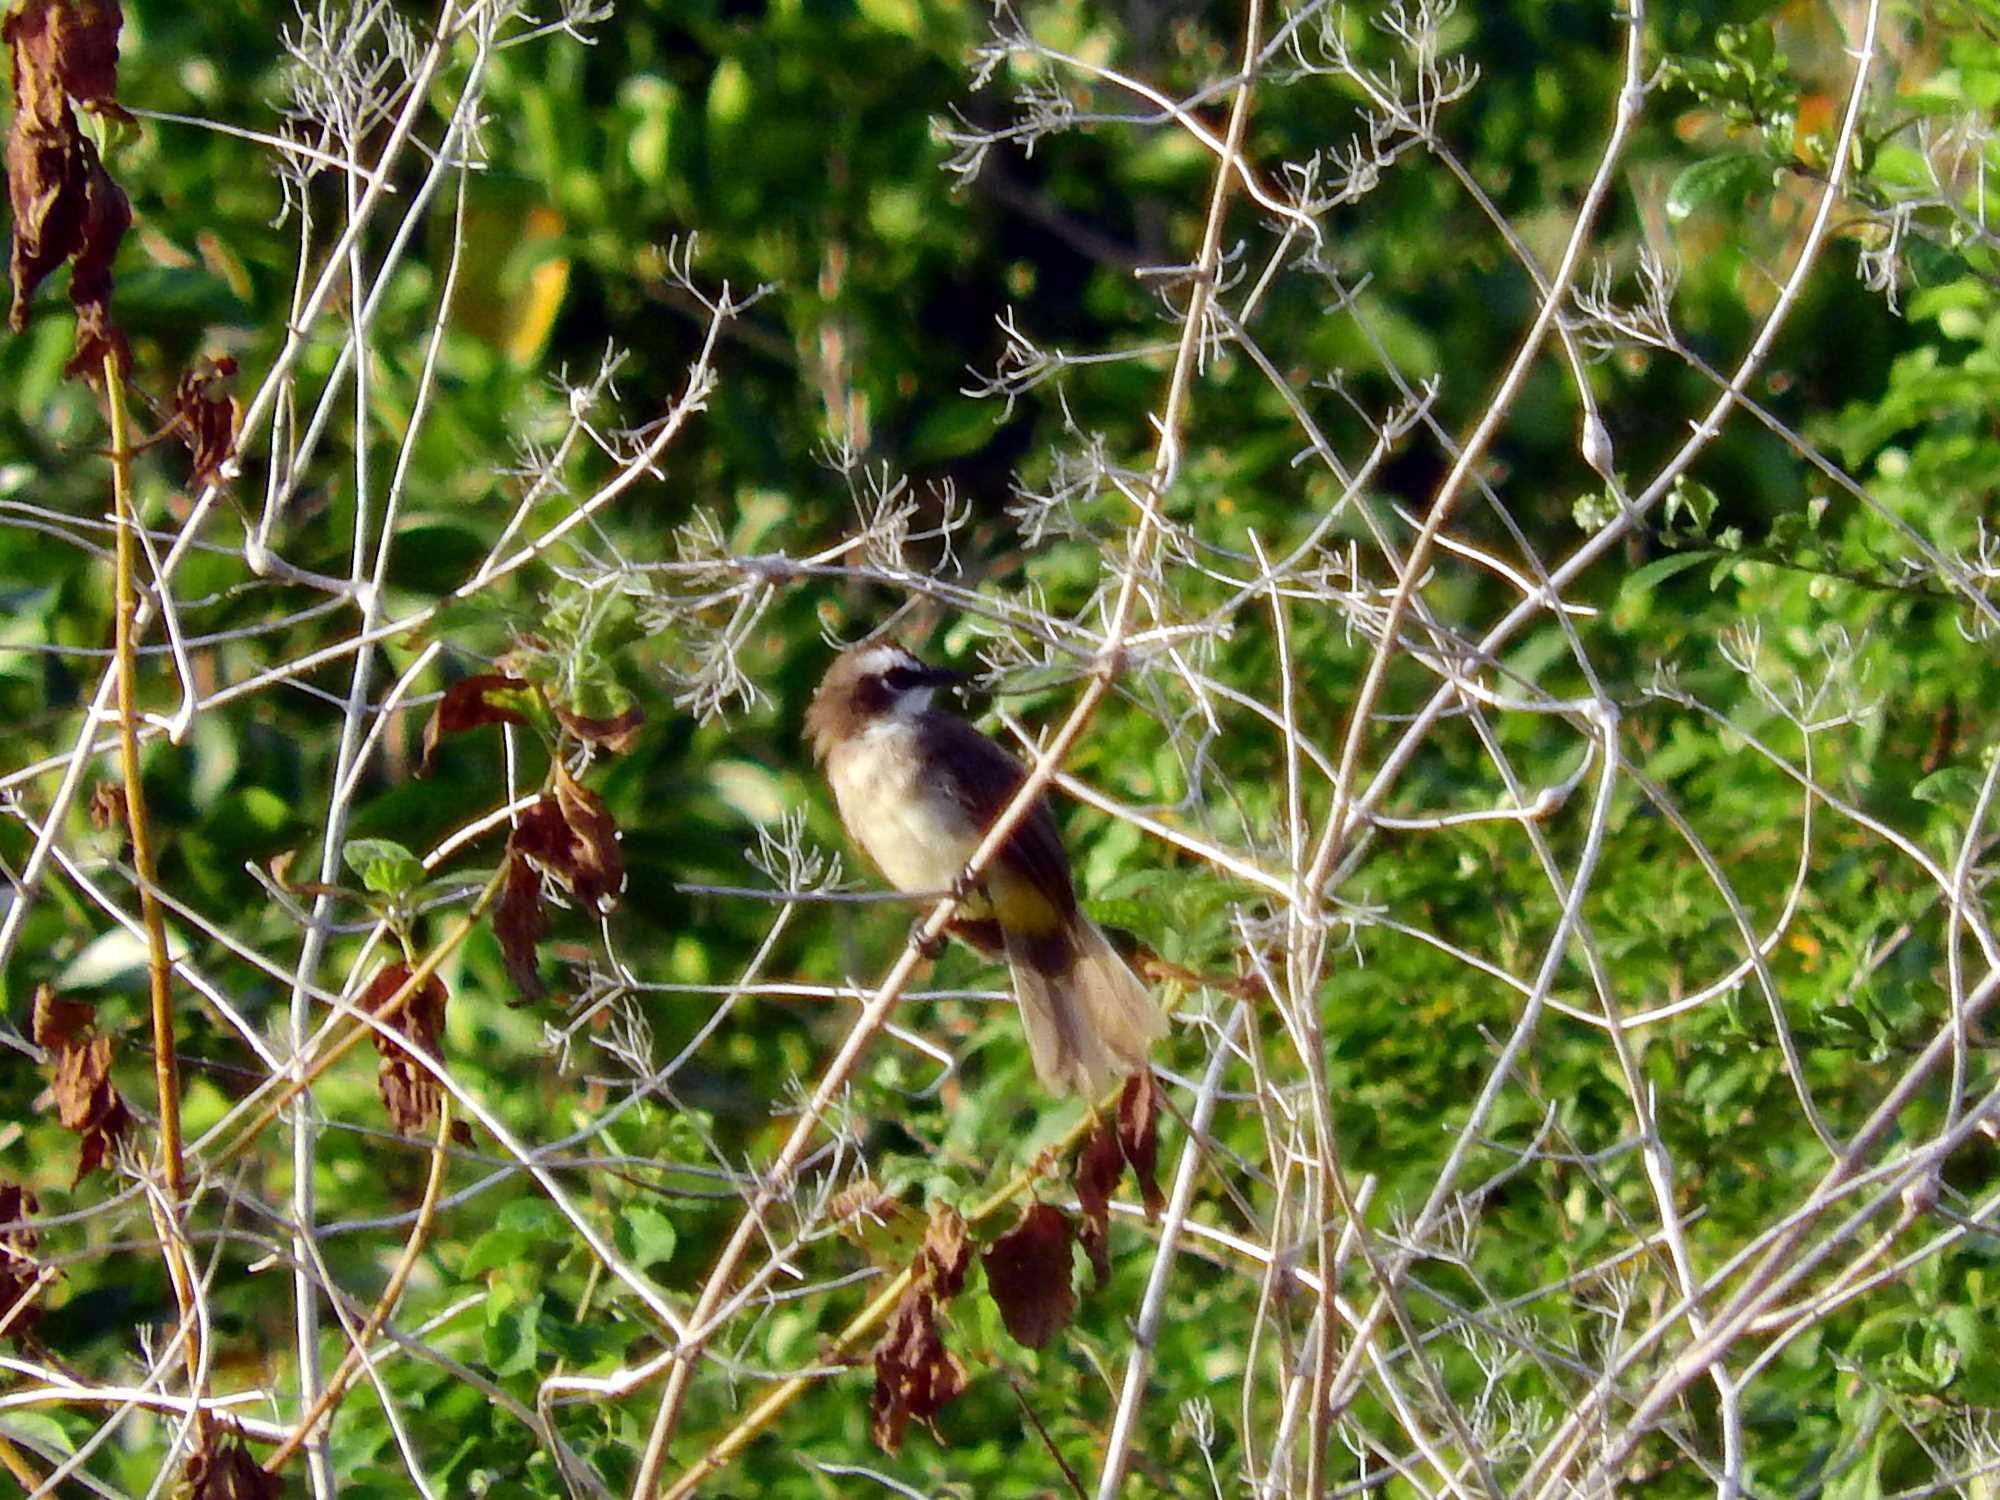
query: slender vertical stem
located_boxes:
[263,1096,455,1475]
[0,1432,42,1492]
[1096,1010,1243,1496]
[105,351,206,1440]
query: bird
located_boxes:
[807,642,1166,1094]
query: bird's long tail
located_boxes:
[1004,917,1167,1095]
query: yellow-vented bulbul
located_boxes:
[807,643,1166,1094]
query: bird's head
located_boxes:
[806,643,968,761]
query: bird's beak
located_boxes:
[910,664,972,690]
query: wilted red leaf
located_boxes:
[4,0,130,381]
[33,984,130,1184]
[982,1203,1075,1349]
[1118,1071,1163,1219]
[550,765,625,910]
[511,768,625,913]
[1073,1121,1122,1284]
[184,1423,281,1500]
[496,850,546,1000]
[171,354,240,489]
[58,142,127,380]
[358,963,449,1135]
[508,798,569,866]
[555,702,645,753]
[417,674,533,777]
[0,1182,44,1339]
[5,3,86,325]
[32,0,126,115]
[32,983,92,1050]
[869,1286,967,1455]
[49,1036,115,1132]
[491,766,625,1000]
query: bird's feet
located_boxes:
[909,918,946,962]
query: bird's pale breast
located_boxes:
[826,718,983,897]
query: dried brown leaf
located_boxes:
[5,2,84,326]
[32,983,92,1051]
[183,1423,281,1500]
[491,767,625,999]
[58,140,127,380]
[416,674,533,777]
[43,0,125,115]
[3,0,129,377]
[511,769,625,913]
[1118,1071,1163,1219]
[171,354,240,489]
[496,850,547,1000]
[265,848,346,901]
[920,1203,971,1300]
[51,1032,113,1133]
[33,985,130,1183]
[982,1202,1075,1350]
[830,1178,893,1226]
[0,1181,43,1339]
[1073,1121,1122,1284]
[555,702,645,753]
[359,962,449,1135]
[550,764,625,910]
[87,778,125,831]
[508,798,570,866]
[869,1286,966,1455]
[830,1179,928,1267]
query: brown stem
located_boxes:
[105,351,207,1439]
[0,1431,44,1491]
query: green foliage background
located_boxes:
[3,0,2000,1496]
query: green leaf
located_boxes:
[615,1204,679,1270]
[1665,476,1721,535]
[433,1435,485,1485]
[1572,489,1620,533]
[1619,550,1717,601]
[343,838,425,898]
[1912,767,1984,806]
[1666,154,1770,222]
[0,1412,74,1456]
[460,1225,534,1279]
[908,397,996,462]
[495,1199,565,1237]
[484,1287,543,1377]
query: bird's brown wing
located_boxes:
[918,710,1078,925]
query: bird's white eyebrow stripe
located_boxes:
[852,644,910,678]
